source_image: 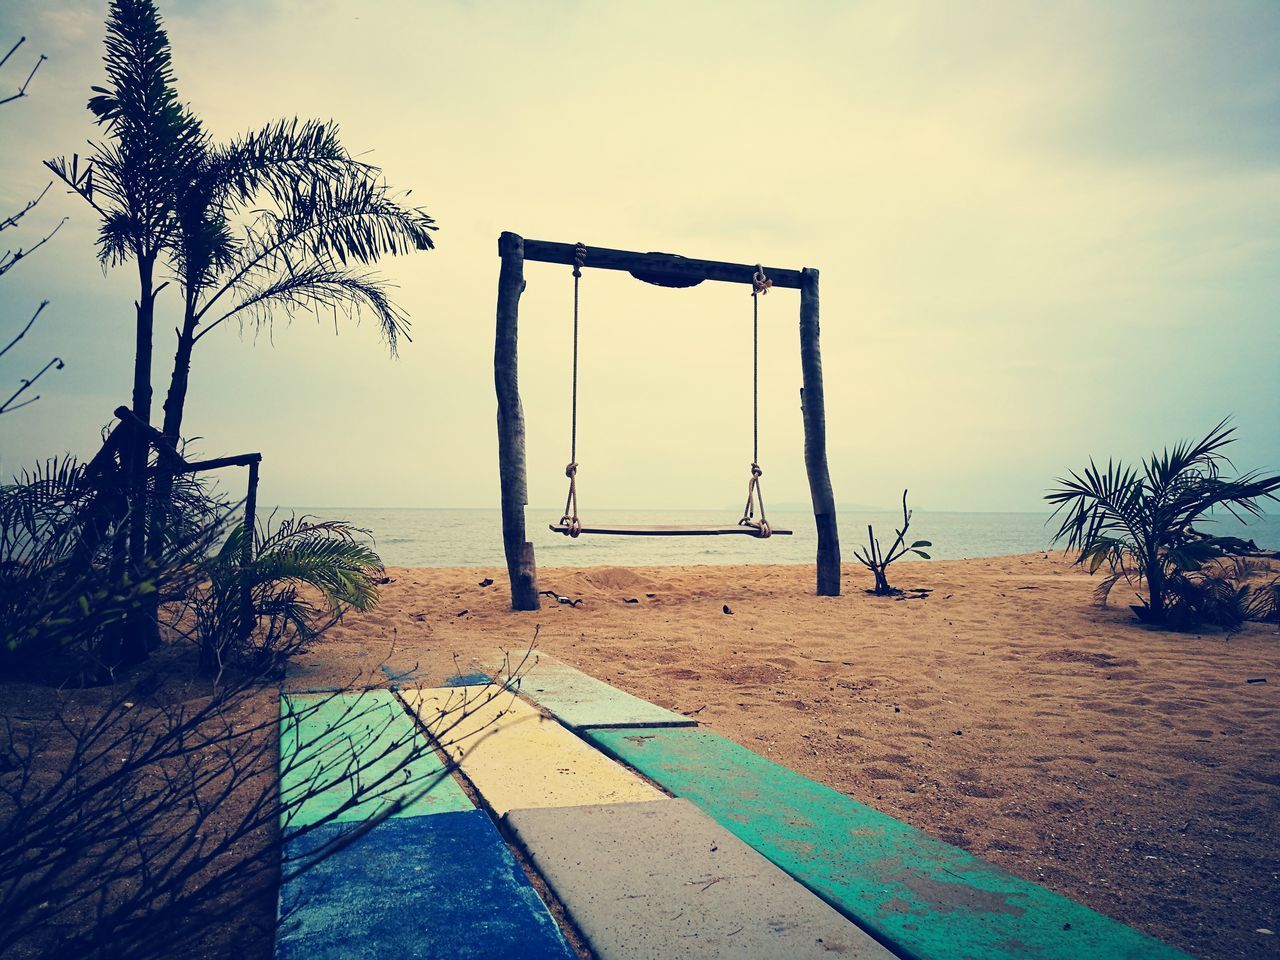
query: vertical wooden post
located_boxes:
[799,268,841,596]
[495,232,540,610]
[240,457,260,639]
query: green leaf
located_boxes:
[911,550,931,560]
[910,540,932,548]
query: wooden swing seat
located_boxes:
[549,523,792,538]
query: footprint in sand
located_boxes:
[659,667,700,681]
[862,766,902,780]
[956,781,1004,799]
[871,753,913,766]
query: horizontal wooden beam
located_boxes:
[177,452,262,473]
[518,238,805,290]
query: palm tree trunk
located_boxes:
[160,319,195,444]
[148,310,197,561]
[121,254,158,665]
[1145,560,1166,623]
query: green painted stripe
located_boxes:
[588,727,1194,960]
[279,691,472,830]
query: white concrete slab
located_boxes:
[505,799,896,960]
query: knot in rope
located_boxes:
[752,264,772,296]
[560,460,581,536]
[740,461,771,537]
[572,242,587,279]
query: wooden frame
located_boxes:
[494,232,841,610]
[116,406,263,637]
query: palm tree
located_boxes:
[1046,420,1280,626]
[47,0,203,431]
[146,121,435,559]
[45,0,204,660]
[44,0,434,602]
[160,125,435,448]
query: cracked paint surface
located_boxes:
[589,726,1193,960]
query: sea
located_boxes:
[279,507,1280,569]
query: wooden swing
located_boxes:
[548,244,791,539]
[495,234,841,611]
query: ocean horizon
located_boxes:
[275,506,1280,569]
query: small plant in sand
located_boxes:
[852,490,931,596]
[1047,419,1280,629]
[191,515,385,673]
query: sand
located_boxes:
[5,553,1276,960]
[289,552,1280,960]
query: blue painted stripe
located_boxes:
[442,672,493,687]
[276,811,575,960]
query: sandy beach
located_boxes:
[283,552,1280,960]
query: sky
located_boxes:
[1,0,1277,514]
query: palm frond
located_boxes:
[238,172,436,273]
[210,264,410,354]
[47,0,208,265]
[215,118,370,204]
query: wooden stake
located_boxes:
[799,268,841,596]
[241,458,259,639]
[495,232,540,610]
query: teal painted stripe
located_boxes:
[279,691,472,830]
[588,727,1194,960]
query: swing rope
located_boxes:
[740,265,773,538]
[560,242,587,537]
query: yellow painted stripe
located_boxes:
[402,685,663,815]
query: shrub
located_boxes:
[1047,420,1280,629]
[190,515,384,673]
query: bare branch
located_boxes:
[0,213,66,279]
[0,299,47,359]
[0,354,64,415]
[0,181,51,233]
[0,36,45,107]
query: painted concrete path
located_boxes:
[276,810,574,960]
[589,727,1194,960]
[403,684,662,815]
[279,691,471,831]
[507,798,896,960]
[496,653,696,729]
